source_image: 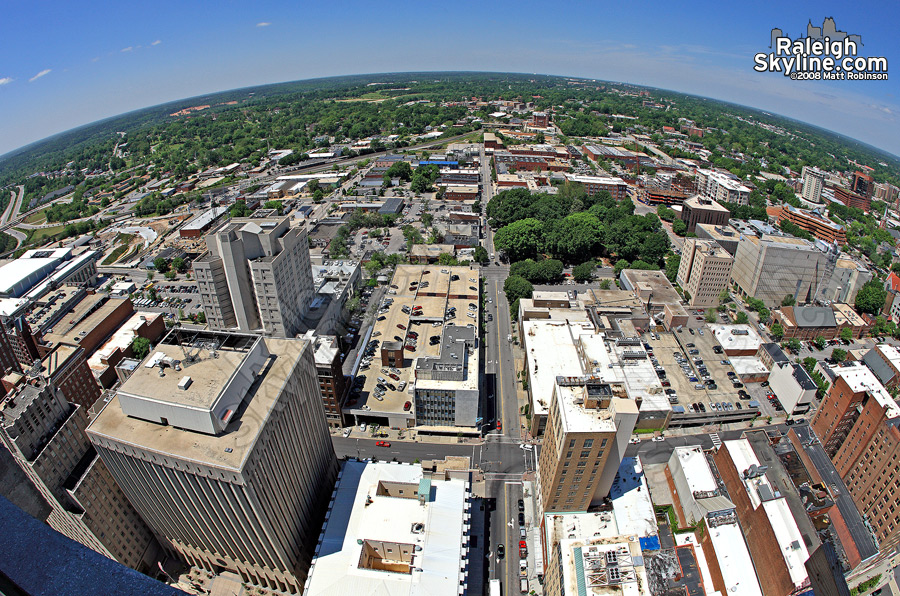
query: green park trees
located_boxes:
[572,262,595,283]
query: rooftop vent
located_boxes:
[178,376,192,391]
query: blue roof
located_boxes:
[639,535,661,551]
[0,495,185,596]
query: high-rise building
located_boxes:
[680,195,730,233]
[801,166,826,203]
[696,168,751,205]
[39,343,102,409]
[676,238,734,307]
[303,331,349,428]
[193,216,314,338]
[775,204,846,244]
[874,182,899,206]
[852,171,874,199]
[87,330,339,593]
[811,362,900,473]
[537,376,638,513]
[731,234,826,307]
[0,378,160,572]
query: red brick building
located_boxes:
[40,344,102,410]
[834,186,871,212]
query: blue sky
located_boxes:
[1,0,897,158]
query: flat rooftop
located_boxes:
[522,320,594,417]
[711,324,762,352]
[88,335,308,470]
[683,195,729,213]
[671,446,717,494]
[610,457,657,539]
[620,269,683,307]
[830,361,900,418]
[706,522,764,596]
[350,265,479,420]
[558,535,650,596]
[304,461,470,596]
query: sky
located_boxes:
[0,0,898,158]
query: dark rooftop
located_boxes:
[0,494,186,596]
[790,425,879,561]
[761,342,789,365]
[792,306,837,328]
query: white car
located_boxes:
[342,428,352,438]
[359,423,367,432]
[628,437,641,444]
[652,436,665,442]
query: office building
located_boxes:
[0,378,159,572]
[767,361,816,414]
[852,171,874,199]
[801,166,826,203]
[775,205,847,244]
[696,223,741,255]
[537,375,638,513]
[834,186,871,212]
[681,195,730,233]
[731,234,826,307]
[676,238,733,307]
[811,362,900,476]
[874,182,899,205]
[87,330,339,593]
[193,216,314,338]
[696,169,751,205]
[304,460,472,595]
[771,304,867,341]
[532,111,549,127]
[713,439,810,596]
[39,343,102,409]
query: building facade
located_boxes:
[537,376,638,513]
[696,169,751,205]
[731,234,826,307]
[0,379,159,572]
[676,238,734,307]
[194,216,314,338]
[87,331,339,594]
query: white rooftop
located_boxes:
[706,524,764,596]
[305,461,470,596]
[730,356,770,376]
[722,440,809,588]
[558,534,650,596]
[712,324,763,352]
[671,446,718,494]
[579,335,670,413]
[610,457,657,539]
[523,320,594,416]
[831,361,900,419]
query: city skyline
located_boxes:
[0,1,897,158]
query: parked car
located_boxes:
[375,440,391,447]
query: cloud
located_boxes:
[0,77,12,86]
[29,69,51,83]
[256,22,271,27]
[121,46,133,52]
[151,39,162,46]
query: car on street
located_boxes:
[629,437,641,444]
[497,544,505,559]
[517,499,524,512]
[652,436,665,442]
[375,440,391,447]
[518,512,525,526]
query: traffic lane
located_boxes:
[332,436,479,463]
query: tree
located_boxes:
[230,200,252,218]
[422,212,433,227]
[832,348,848,362]
[196,311,206,324]
[840,327,854,342]
[771,322,784,340]
[131,337,151,360]
[599,279,612,290]
[614,259,630,277]
[263,200,284,215]
[473,246,489,265]
[572,262,595,283]
[503,276,534,303]
[802,357,818,374]
[153,257,169,273]
[735,311,749,324]
[672,219,687,236]
[171,257,187,273]
[781,294,796,307]
[386,161,413,181]
[704,309,717,323]
[719,288,731,305]
[813,336,827,350]
[855,279,888,315]
[665,253,680,282]
[493,218,543,262]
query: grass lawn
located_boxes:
[24,210,47,224]
[26,224,65,243]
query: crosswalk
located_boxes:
[710,433,722,449]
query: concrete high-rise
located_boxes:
[731,234,826,307]
[676,238,733,308]
[537,376,638,513]
[194,216,314,338]
[0,377,159,572]
[801,166,826,204]
[87,330,339,594]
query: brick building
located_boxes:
[774,205,847,244]
[305,332,349,428]
[39,344,102,410]
[563,174,628,201]
[834,187,871,212]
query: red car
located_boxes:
[496,422,502,432]
[397,323,406,330]
[376,441,391,447]
[389,373,400,381]
[403,401,411,411]
[405,345,415,351]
